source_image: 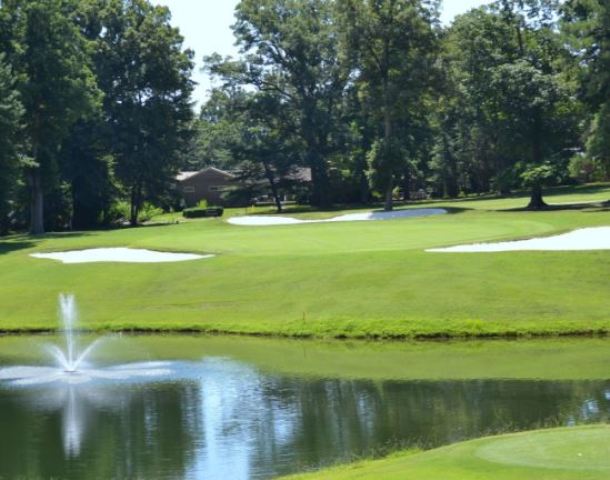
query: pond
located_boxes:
[1,335,610,479]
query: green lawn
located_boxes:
[282,426,610,480]
[0,183,609,337]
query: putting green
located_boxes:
[475,428,610,471]
[284,426,610,479]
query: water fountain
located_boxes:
[44,294,103,374]
[0,294,172,386]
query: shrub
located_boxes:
[569,154,605,183]
[106,200,131,224]
[106,200,164,224]
[183,206,224,218]
[138,202,164,222]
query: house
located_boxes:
[176,167,236,207]
[176,165,312,207]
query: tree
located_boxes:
[0,54,23,235]
[563,0,610,178]
[431,7,519,197]
[60,119,116,229]
[189,87,253,171]
[337,0,439,210]
[4,0,101,234]
[196,82,304,212]
[96,0,194,225]
[216,0,349,208]
[432,2,581,207]
[488,60,579,208]
[238,93,300,212]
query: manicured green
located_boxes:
[0,183,609,337]
[282,426,610,480]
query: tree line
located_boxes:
[0,0,609,235]
[197,0,610,211]
[0,0,193,234]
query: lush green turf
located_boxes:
[0,183,609,337]
[282,426,610,480]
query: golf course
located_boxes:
[1,183,608,338]
[3,0,610,478]
[283,426,610,480]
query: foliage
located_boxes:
[95,0,195,226]
[430,1,583,209]
[568,154,605,182]
[3,0,102,234]
[182,206,224,218]
[0,0,608,234]
[337,0,440,210]
[0,54,23,235]
[209,0,350,207]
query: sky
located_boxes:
[152,0,491,106]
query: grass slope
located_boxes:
[0,183,609,337]
[282,426,610,480]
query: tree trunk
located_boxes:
[382,59,394,212]
[359,170,370,204]
[402,169,410,202]
[263,161,282,213]
[309,154,330,208]
[29,168,45,235]
[527,184,547,210]
[384,180,393,211]
[130,186,141,226]
[354,153,370,204]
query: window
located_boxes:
[209,186,222,192]
[183,186,195,193]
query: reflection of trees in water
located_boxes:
[247,378,610,477]
[0,381,201,480]
[1,363,610,480]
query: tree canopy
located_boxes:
[0,0,608,235]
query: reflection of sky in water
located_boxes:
[2,357,610,480]
[188,359,300,480]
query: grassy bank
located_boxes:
[0,183,609,338]
[282,426,610,480]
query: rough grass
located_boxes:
[281,425,610,480]
[0,183,609,338]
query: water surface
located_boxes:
[1,335,609,479]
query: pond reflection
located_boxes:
[1,357,610,479]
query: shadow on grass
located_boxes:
[504,200,610,213]
[403,183,610,210]
[0,240,37,255]
[0,231,94,255]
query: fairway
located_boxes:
[0,184,609,337]
[283,426,610,480]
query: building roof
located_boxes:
[177,166,311,183]
[176,171,199,182]
[176,167,236,182]
[285,167,312,182]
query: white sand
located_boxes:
[228,208,447,226]
[30,248,212,264]
[427,227,610,253]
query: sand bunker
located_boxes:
[428,227,610,253]
[229,208,447,226]
[30,248,212,264]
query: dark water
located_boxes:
[1,346,610,479]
